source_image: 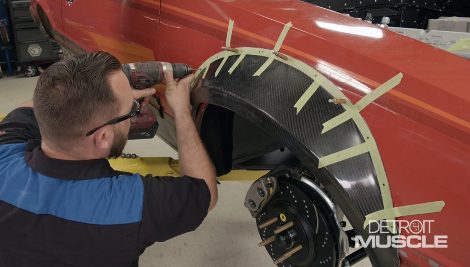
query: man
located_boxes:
[0,51,218,267]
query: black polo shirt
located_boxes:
[0,107,211,267]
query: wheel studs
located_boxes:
[274,221,294,235]
[258,217,278,229]
[258,235,276,247]
[273,244,303,264]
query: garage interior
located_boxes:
[1,0,468,267]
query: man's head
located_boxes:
[34,51,135,159]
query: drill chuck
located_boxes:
[122,61,193,89]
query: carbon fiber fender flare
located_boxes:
[191,49,399,267]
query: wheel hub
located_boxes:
[245,169,348,266]
[274,228,297,249]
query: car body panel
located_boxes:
[30,0,470,266]
[60,0,159,62]
[31,0,63,33]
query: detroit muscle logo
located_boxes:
[354,220,448,249]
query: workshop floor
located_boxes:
[0,75,371,267]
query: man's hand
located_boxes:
[132,88,156,109]
[164,70,194,116]
[163,70,217,211]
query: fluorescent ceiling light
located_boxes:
[316,21,384,39]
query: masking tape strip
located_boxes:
[196,47,394,225]
[294,77,324,114]
[198,52,231,79]
[228,52,247,74]
[318,142,371,168]
[363,201,446,229]
[215,55,229,77]
[190,67,206,89]
[253,22,293,77]
[226,19,234,48]
[253,55,275,76]
[320,72,403,134]
[355,72,403,111]
[202,66,210,79]
[274,22,293,52]
[321,110,354,134]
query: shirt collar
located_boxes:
[24,140,119,180]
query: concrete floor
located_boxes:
[0,75,371,267]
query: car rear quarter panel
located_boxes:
[161,1,470,265]
[61,0,159,63]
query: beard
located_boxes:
[109,129,128,158]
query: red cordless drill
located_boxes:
[121,61,194,140]
[122,61,194,89]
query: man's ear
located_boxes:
[93,127,113,151]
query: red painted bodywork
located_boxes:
[31,0,470,266]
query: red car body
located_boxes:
[30,1,470,266]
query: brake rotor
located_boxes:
[246,170,346,267]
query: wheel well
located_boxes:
[200,104,301,176]
[36,5,54,39]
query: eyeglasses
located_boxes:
[86,99,140,136]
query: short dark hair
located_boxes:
[33,51,122,141]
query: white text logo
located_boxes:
[354,220,448,248]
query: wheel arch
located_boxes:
[34,3,55,39]
[192,49,399,267]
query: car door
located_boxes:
[61,0,159,63]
